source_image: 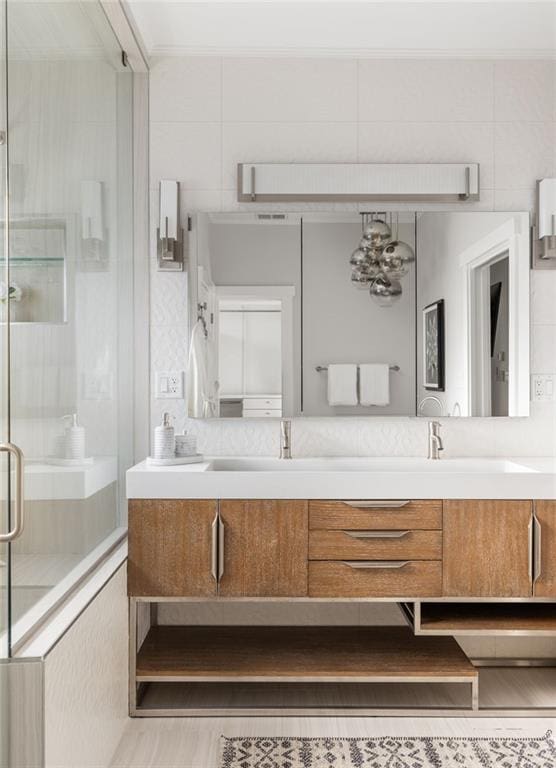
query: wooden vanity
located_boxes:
[128,498,556,716]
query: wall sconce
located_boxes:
[157,180,184,271]
[533,179,556,269]
[80,180,106,264]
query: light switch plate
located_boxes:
[155,371,184,399]
[532,374,555,401]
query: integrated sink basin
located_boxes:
[207,457,537,473]
[127,456,554,500]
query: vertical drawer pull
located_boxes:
[342,530,410,539]
[341,501,410,509]
[343,561,410,570]
[218,516,225,579]
[210,512,218,581]
[528,517,533,582]
[533,514,542,582]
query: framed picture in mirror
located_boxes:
[423,299,444,391]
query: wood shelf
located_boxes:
[419,603,556,634]
[136,626,477,684]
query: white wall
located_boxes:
[416,211,526,417]
[302,219,415,416]
[149,56,556,456]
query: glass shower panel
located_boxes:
[0,5,8,763]
[6,1,134,633]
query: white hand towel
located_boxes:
[327,364,358,406]
[187,320,209,418]
[359,363,390,406]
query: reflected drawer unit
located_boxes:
[242,396,282,418]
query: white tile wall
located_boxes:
[149,56,556,457]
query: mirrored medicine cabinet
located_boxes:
[188,211,530,420]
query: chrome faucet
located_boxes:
[428,420,444,460]
[418,395,444,416]
[279,418,292,459]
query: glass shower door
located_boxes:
[0,0,7,753]
[4,0,134,642]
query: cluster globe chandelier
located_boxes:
[349,212,415,306]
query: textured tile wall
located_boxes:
[149,57,556,457]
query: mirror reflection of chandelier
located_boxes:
[349,212,415,306]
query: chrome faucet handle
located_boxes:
[427,420,443,460]
[279,418,292,460]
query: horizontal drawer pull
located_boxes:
[343,561,410,570]
[342,530,410,539]
[341,501,410,509]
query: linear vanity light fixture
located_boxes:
[316,365,400,372]
[237,163,480,203]
[157,180,184,271]
[532,179,556,269]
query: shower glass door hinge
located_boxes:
[121,50,129,68]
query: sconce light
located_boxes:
[80,180,105,264]
[157,180,184,271]
[533,179,556,268]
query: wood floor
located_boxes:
[109,715,556,768]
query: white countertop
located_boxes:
[24,456,118,500]
[126,456,556,500]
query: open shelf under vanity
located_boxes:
[133,623,479,715]
[129,599,556,716]
[414,602,556,635]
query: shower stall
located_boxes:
[0,2,143,759]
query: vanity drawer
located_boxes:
[243,397,282,410]
[243,409,282,418]
[309,529,442,561]
[309,500,442,531]
[308,560,442,598]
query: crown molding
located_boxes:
[149,45,556,60]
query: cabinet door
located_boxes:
[443,500,532,597]
[128,500,218,597]
[218,500,308,597]
[534,501,556,597]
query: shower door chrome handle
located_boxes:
[0,442,25,542]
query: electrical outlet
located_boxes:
[532,374,555,402]
[155,371,184,399]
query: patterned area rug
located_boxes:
[221,732,555,767]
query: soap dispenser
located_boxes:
[63,413,86,461]
[154,412,176,460]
